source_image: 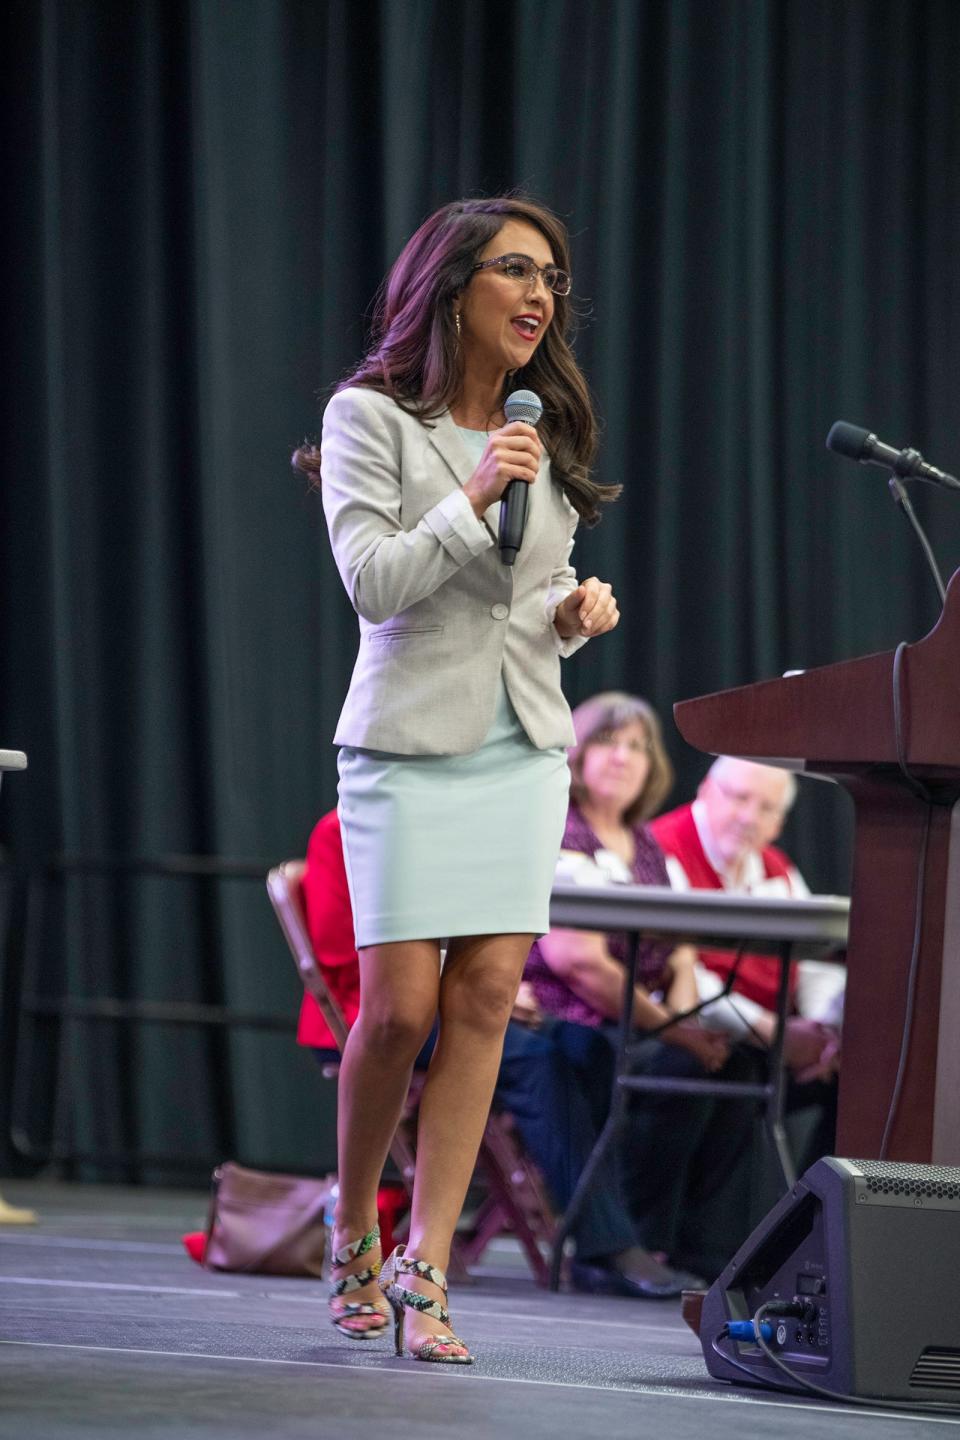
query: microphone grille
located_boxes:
[504,389,543,426]
[826,421,871,461]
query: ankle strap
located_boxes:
[331,1263,381,1298]
[332,1223,380,1268]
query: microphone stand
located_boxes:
[887,475,947,606]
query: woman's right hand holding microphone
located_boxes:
[463,422,541,519]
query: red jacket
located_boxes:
[649,802,798,1012]
[296,810,361,1049]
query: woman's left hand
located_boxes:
[553,577,619,639]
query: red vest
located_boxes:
[649,803,798,1012]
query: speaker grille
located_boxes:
[850,1160,960,1199]
[910,1348,960,1389]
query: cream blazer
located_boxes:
[321,385,588,754]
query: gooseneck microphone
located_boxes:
[826,421,953,606]
[499,389,543,565]
[826,421,960,490]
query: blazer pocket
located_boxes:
[368,624,445,643]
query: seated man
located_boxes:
[650,756,845,1160]
[298,808,693,1298]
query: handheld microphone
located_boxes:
[826,421,960,490]
[499,389,543,565]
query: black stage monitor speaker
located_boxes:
[701,1157,960,1404]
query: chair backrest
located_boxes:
[266,860,349,1052]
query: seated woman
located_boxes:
[524,691,760,1282]
[299,806,696,1299]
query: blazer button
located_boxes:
[490,603,510,620]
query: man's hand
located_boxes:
[553,577,619,639]
[790,1021,841,1083]
[662,1020,731,1073]
[783,1017,839,1079]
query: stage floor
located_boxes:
[0,1180,951,1439]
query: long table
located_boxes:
[545,882,850,1291]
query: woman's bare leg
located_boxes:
[398,932,533,1356]
[332,939,440,1332]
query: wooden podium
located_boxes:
[674,570,960,1163]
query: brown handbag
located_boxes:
[203,1162,333,1277]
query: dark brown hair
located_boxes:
[568,692,675,825]
[293,196,620,523]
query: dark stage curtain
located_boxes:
[3,0,959,1177]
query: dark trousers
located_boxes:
[496,1019,637,1262]
[785,1073,838,1173]
[611,1032,761,1280]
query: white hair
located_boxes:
[707,755,798,811]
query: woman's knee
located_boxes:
[352,999,435,1061]
[442,969,519,1036]
[351,941,440,1061]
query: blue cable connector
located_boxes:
[726,1320,774,1342]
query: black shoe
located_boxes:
[570,1256,703,1300]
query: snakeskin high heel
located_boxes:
[379,1244,472,1363]
[329,1222,390,1338]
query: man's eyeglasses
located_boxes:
[711,776,786,821]
[472,252,572,297]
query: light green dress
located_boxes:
[336,426,570,947]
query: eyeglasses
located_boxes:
[472,252,572,297]
[590,730,651,755]
[711,776,786,821]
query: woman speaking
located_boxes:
[295,197,619,1363]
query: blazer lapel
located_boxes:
[427,411,499,542]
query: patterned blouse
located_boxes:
[524,804,676,1028]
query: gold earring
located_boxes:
[455,312,462,338]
